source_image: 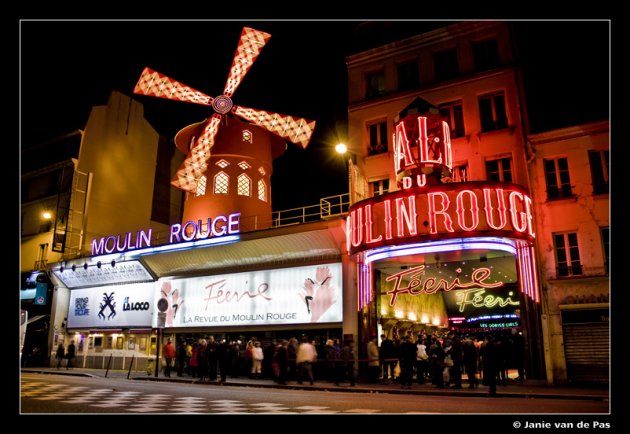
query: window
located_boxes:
[451,163,468,183]
[216,159,230,168]
[439,100,465,138]
[195,175,207,197]
[553,232,583,277]
[589,150,609,194]
[366,70,385,98]
[258,179,267,202]
[370,179,389,197]
[473,38,500,71]
[213,172,229,194]
[601,227,609,274]
[258,166,266,176]
[397,60,419,91]
[237,174,251,196]
[238,161,251,170]
[479,92,508,132]
[367,121,388,155]
[544,158,572,199]
[486,157,512,182]
[433,49,459,81]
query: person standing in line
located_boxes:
[379,334,395,384]
[296,337,317,385]
[251,341,264,379]
[56,342,65,369]
[274,340,289,385]
[463,335,479,389]
[367,336,380,383]
[339,340,355,386]
[176,339,187,377]
[66,341,76,369]
[216,338,230,383]
[481,334,501,397]
[162,338,175,378]
[399,336,417,389]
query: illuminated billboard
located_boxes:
[157,263,343,328]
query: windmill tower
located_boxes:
[134,27,316,231]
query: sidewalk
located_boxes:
[21,367,609,401]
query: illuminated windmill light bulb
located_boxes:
[408,312,417,321]
[395,310,404,319]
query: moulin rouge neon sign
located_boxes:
[91,212,241,256]
[384,265,503,306]
[346,183,535,255]
[346,111,535,256]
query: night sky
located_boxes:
[19,20,609,211]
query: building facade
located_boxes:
[528,121,609,384]
[344,21,609,385]
[21,90,184,365]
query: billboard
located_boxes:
[158,263,343,328]
[67,282,154,329]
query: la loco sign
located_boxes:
[346,181,535,256]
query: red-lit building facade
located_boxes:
[28,22,608,386]
[344,21,608,384]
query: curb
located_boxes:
[22,370,608,402]
[132,376,608,401]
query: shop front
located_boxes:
[346,105,544,378]
[50,217,352,375]
[347,183,543,378]
[65,282,157,371]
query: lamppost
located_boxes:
[334,143,353,212]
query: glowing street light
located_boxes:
[42,211,52,220]
[335,143,348,155]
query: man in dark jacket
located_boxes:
[481,334,501,396]
[399,336,417,389]
[447,331,463,389]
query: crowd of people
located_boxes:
[162,329,524,396]
[162,335,357,386]
[368,329,525,396]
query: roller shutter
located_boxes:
[561,308,609,384]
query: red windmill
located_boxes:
[133,27,316,194]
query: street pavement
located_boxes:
[21,367,609,401]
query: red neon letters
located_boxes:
[347,184,535,254]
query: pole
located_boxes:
[127,354,135,379]
[105,353,113,378]
[154,328,161,378]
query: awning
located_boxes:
[140,220,344,278]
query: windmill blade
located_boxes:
[134,67,213,106]
[171,155,208,193]
[233,105,316,148]
[223,27,272,97]
[170,114,223,193]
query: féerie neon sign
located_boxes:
[91,212,240,255]
[384,265,503,306]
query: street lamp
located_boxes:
[42,211,52,220]
[335,143,348,155]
